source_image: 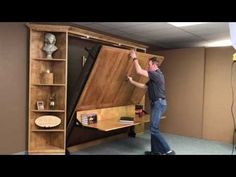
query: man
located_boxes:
[127,50,175,155]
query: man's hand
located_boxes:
[127,76,133,83]
[129,49,137,60]
[127,75,147,89]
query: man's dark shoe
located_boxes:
[165,150,176,155]
[144,151,161,155]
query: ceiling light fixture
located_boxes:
[168,22,207,27]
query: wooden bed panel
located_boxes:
[77,46,164,111]
[96,49,131,108]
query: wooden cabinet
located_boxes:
[26,23,165,151]
[27,24,68,154]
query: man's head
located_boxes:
[148,57,159,71]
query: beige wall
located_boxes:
[157,48,205,138]
[0,23,28,154]
[156,47,235,143]
[203,47,235,143]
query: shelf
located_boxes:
[79,119,140,132]
[29,131,65,153]
[76,105,137,132]
[31,84,65,87]
[31,129,64,132]
[32,58,66,61]
[31,86,65,110]
[31,110,65,113]
[29,145,65,153]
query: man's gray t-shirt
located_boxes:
[146,69,166,102]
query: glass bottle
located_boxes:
[49,94,56,110]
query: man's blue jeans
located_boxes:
[150,98,171,154]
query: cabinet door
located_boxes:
[77,45,164,111]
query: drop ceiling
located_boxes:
[71,22,231,49]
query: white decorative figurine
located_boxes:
[43,33,58,59]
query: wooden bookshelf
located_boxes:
[27,24,68,155]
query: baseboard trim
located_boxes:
[13,151,27,155]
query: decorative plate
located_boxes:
[35,115,61,128]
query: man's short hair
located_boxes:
[149,57,159,66]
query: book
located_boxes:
[120,121,134,124]
[120,117,134,123]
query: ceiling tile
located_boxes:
[71,22,231,49]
